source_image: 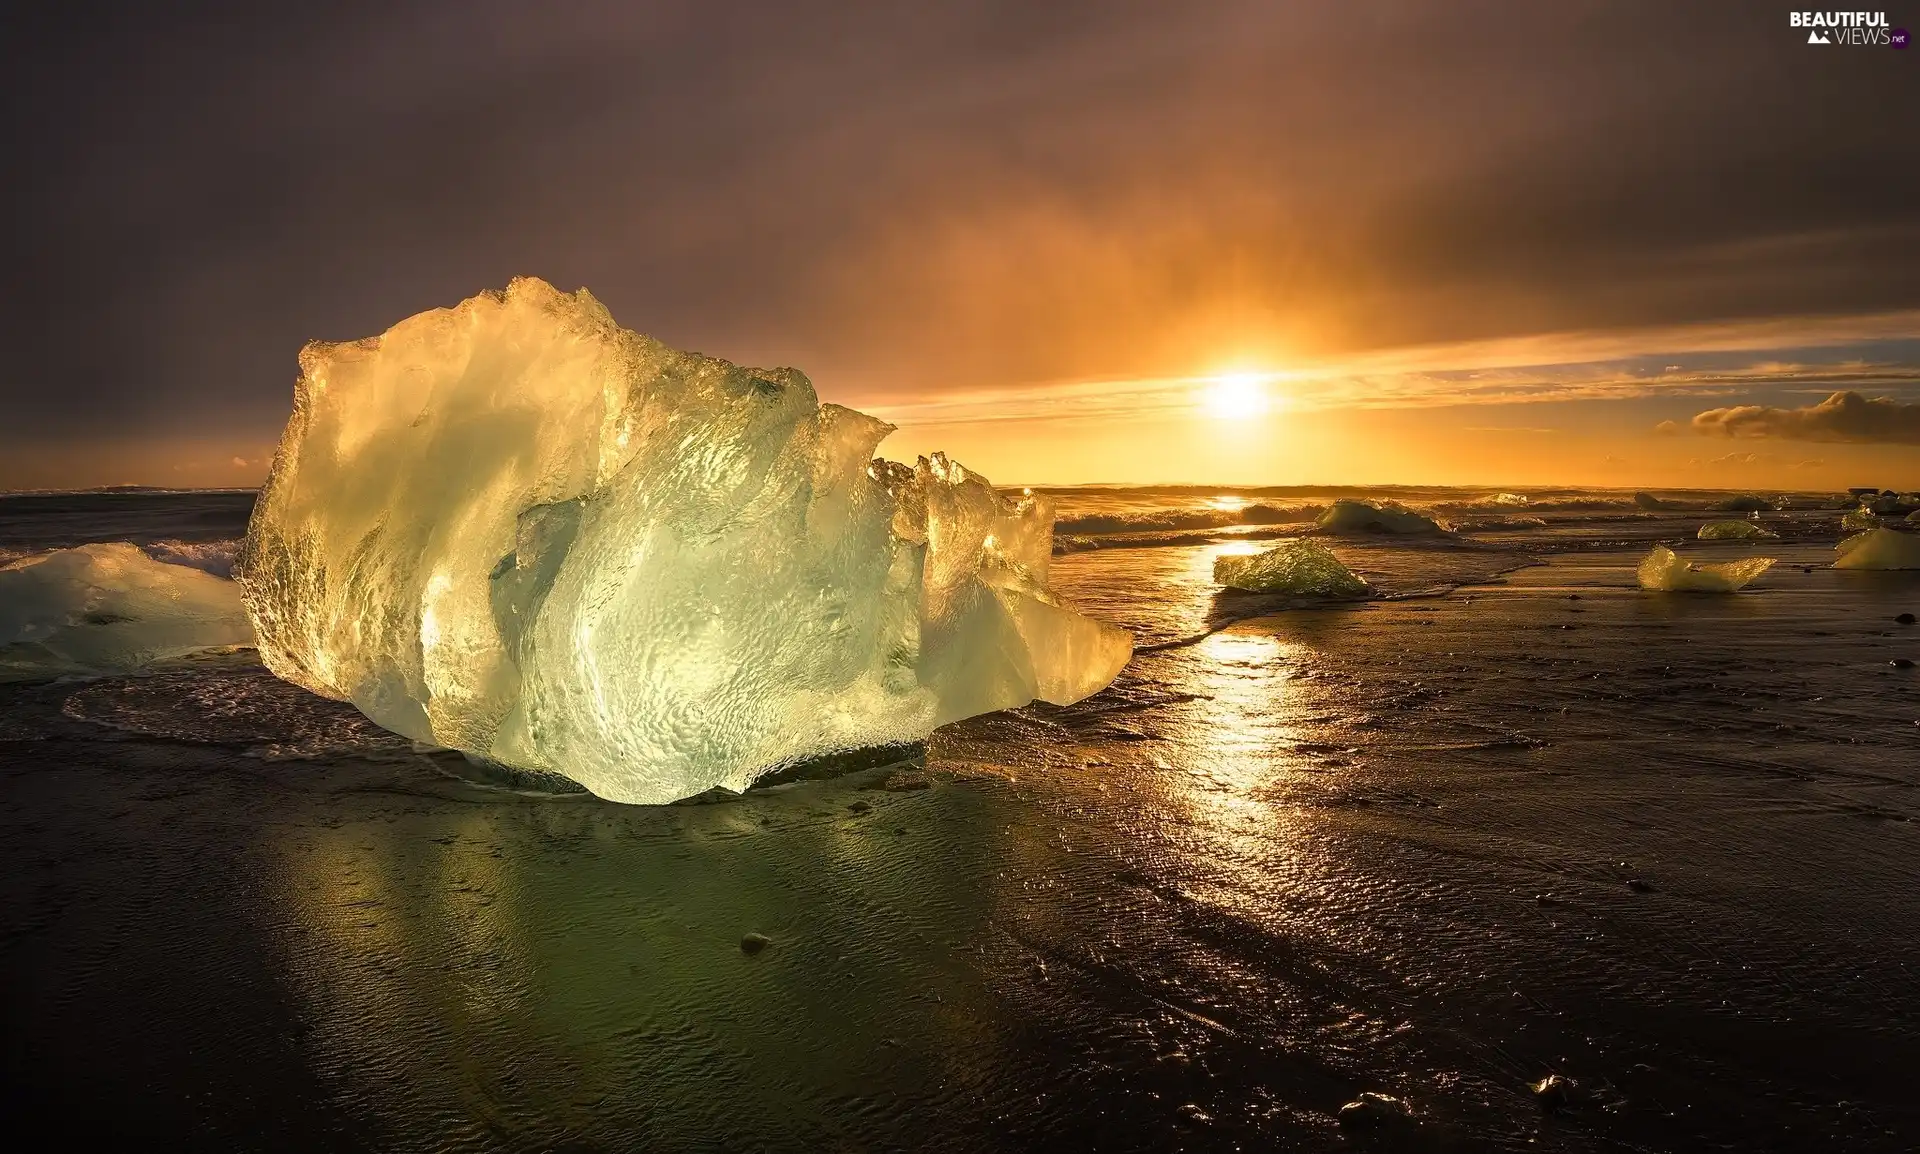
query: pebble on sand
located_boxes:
[1896,613,1916,625]
[1533,1074,1577,1110]
[740,932,772,955]
[1337,1092,1414,1128]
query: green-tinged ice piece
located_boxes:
[1212,540,1373,597]
[1841,507,1881,532]
[0,544,254,680]
[1835,528,1920,570]
[1316,499,1448,535]
[240,277,1132,804]
[1636,545,1775,592]
[1697,520,1778,540]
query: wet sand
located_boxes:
[6,541,1920,1150]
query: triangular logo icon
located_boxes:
[1807,29,1830,43]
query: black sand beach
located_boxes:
[5,491,1920,1150]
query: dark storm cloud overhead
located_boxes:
[1689,391,1920,445]
[1,0,1916,446]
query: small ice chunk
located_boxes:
[1636,545,1775,592]
[1711,494,1775,513]
[1212,540,1372,597]
[1696,520,1777,540]
[1338,1092,1414,1129]
[1841,507,1881,532]
[1835,528,1920,570]
[1316,499,1448,535]
[0,543,254,679]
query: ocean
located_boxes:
[3,484,1918,1150]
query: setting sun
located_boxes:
[1200,372,1273,419]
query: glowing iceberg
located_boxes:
[0,543,254,680]
[1212,540,1372,597]
[1696,520,1777,540]
[240,278,1131,804]
[1834,528,1920,570]
[1636,545,1775,592]
[1316,499,1448,535]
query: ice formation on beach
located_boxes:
[1712,494,1775,513]
[1834,529,1920,570]
[1841,507,1881,532]
[0,543,254,679]
[1697,520,1778,541]
[1634,492,1673,511]
[1316,499,1448,535]
[1212,540,1372,597]
[240,278,1131,804]
[1636,545,1775,592]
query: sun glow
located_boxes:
[1200,372,1276,420]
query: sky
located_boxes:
[2,0,1917,491]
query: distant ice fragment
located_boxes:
[1696,520,1777,540]
[1316,499,1448,535]
[1711,494,1775,513]
[1841,507,1881,532]
[1212,540,1372,597]
[0,543,254,680]
[1633,491,1673,511]
[239,277,1131,804]
[1834,528,1920,570]
[1636,545,1775,592]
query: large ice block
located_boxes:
[240,278,1131,803]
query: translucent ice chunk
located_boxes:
[0,543,254,680]
[1212,540,1372,597]
[1316,499,1448,535]
[1636,545,1775,592]
[1834,528,1920,570]
[1841,507,1881,532]
[1696,520,1778,540]
[240,278,1131,804]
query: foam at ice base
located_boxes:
[0,543,254,680]
[240,278,1132,804]
[1213,540,1372,597]
[1834,528,1920,570]
[1636,545,1775,592]
[1697,520,1777,541]
[1316,499,1448,535]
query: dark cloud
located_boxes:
[1,0,1916,462]
[1689,391,1920,444]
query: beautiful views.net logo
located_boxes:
[1789,11,1906,45]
